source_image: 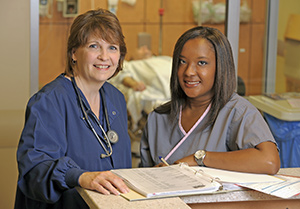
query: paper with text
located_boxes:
[238,175,300,199]
[193,167,285,184]
[112,164,221,199]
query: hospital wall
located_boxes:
[0,0,30,208]
[39,0,266,96]
[276,1,300,93]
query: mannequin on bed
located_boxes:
[120,45,153,91]
[108,46,172,132]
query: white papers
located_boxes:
[238,175,300,199]
[193,166,284,184]
[191,166,300,199]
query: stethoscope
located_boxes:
[71,77,119,158]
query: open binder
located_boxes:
[112,163,224,201]
[112,163,290,201]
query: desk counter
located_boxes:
[77,168,300,209]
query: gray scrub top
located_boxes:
[140,93,277,167]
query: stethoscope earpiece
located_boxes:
[101,153,109,158]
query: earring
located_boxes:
[72,59,77,64]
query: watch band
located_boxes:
[194,150,207,166]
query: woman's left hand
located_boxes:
[173,154,197,166]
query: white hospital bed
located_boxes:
[109,56,172,164]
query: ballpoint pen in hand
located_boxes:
[159,156,170,166]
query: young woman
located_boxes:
[140,26,280,175]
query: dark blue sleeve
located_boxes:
[17,92,85,203]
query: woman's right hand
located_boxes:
[155,162,168,167]
[78,171,130,195]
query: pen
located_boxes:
[159,156,170,166]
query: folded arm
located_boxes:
[174,141,280,174]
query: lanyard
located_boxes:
[164,103,211,161]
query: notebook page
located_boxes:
[112,164,221,198]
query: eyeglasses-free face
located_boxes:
[178,37,216,103]
[72,35,120,89]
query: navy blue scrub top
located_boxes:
[14,74,132,209]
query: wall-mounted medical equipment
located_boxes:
[63,0,80,17]
[39,0,53,18]
[192,0,251,25]
[108,0,119,14]
[138,32,151,50]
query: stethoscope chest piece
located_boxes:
[106,130,119,144]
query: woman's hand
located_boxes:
[154,155,197,167]
[155,162,167,167]
[78,171,130,195]
[174,154,197,166]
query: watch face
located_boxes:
[195,150,205,159]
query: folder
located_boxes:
[111,163,288,201]
[112,163,222,201]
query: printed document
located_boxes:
[112,164,221,200]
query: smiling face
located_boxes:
[72,34,120,88]
[177,37,216,103]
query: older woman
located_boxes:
[140,26,280,175]
[15,9,131,209]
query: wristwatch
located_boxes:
[194,150,207,166]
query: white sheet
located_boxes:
[110,56,172,130]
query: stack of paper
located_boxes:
[187,166,300,199]
[112,164,291,201]
[238,175,300,199]
[112,164,222,201]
